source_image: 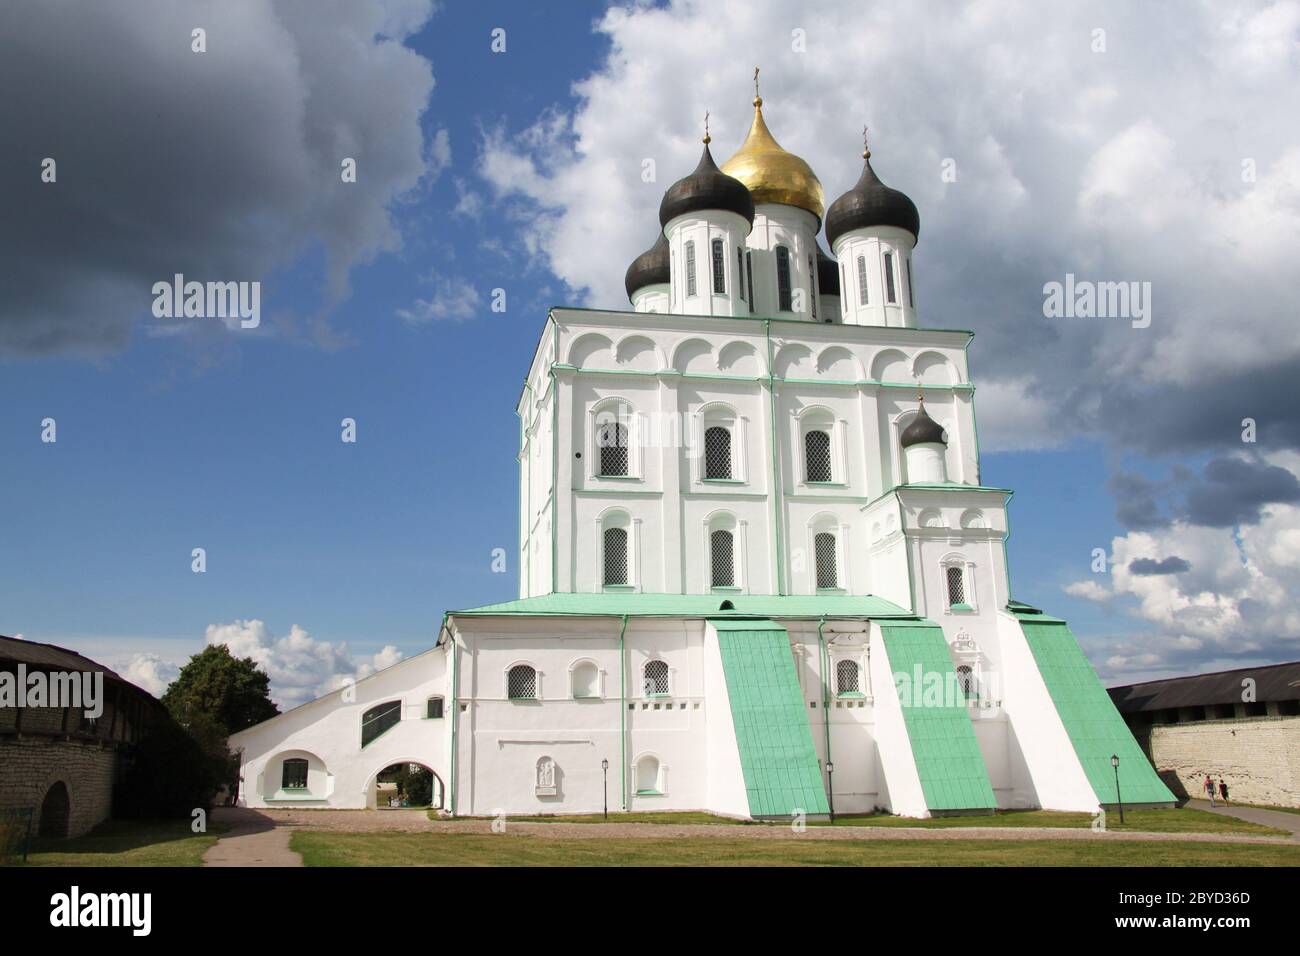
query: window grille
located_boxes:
[946,566,966,606]
[815,532,838,589]
[603,526,628,585]
[685,240,697,296]
[507,664,537,700]
[361,700,401,747]
[712,239,726,294]
[857,255,868,305]
[597,420,628,476]
[282,758,308,790]
[776,246,792,311]
[710,529,735,587]
[704,426,732,479]
[957,665,976,700]
[644,659,669,696]
[426,696,444,719]
[804,429,832,482]
[884,252,897,303]
[836,659,860,695]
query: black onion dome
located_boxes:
[816,246,839,297]
[900,399,947,448]
[825,155,920,248]
[624,233,670,300]
[659,143,755,229]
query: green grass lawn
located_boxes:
[21,820,225,867]
[293,831,1300,867]
[470,807,1284,837]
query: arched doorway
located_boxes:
[38,781,70,839]
[369,762,444,810]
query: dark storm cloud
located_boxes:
[1107,471,1172,530]
[1181,456,1300,527]
[1128,556,1191,576]
[0,0,437,356]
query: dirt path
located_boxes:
[204,807,303,866]
[1185,798,1300,837]
[234,807,1294,846]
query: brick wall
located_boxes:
[0,737,119,838]
[1136,716,1299,808]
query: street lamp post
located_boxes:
[825,760,836,823]
[601,758,610,821]
[1110,753,1124,825]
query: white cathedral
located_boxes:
[232,84,1174,820]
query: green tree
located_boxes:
[162,644,279,737]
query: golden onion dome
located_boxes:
[721,95,824,223]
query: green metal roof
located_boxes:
[715,622,830,818]
[450,592,913,619]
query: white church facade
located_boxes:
[231,84,1174,820]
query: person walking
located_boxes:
[1219,778,1230,805]
[1204,773,1217,806]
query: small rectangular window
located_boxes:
[776,246,792,311]
[712,238,726,294]
[685,240,697,297]
[808,254,818,320]
[746,252,755,314]
[884,252,897,304]
[905,258,915,307]
[946,566,966,606]
[282,759,309,790]
[857,256,868,306]
[426,697,444,719]
[737,247,745,300]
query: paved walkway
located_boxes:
[231,807,1295,846]
[1185,799,1300,837]
[203,807,303,866]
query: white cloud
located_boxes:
[396,275,482,323]
[120,654,181,697]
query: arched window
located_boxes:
[572,660,600,699]
[946,565,966,607]
[644,659,669,697]
[361,701,401,747]
[704,425,732,479]
[736,247,746,300]
[635,755,662,794]
[603,526,628,586]
[710,529,735,587]
[884,251,897,304]
[711,238,726,294]
[685,239,697,297]
[808,253,818,320]
[804,429,832,483]
[507,664,537,700]
[956,665,976,700]
[426,696,444,719]
[856,255,869,306]
[745,252,755,314]
[281,758,309,790]
[597,420,629,476]
[775,246,792,311]
[836,659,860,695]
[815,531,838,589]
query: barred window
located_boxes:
[808,253,818,320]
[746,252,755,314]
[906,257,915,307]
[426,696,444,719]
[804,429,832,482]
[507,664,537,700]
[957,665,976,700]
[597,421,628,476]
[685,239,697,297]
[835,659,860,695]
[603,527,629,586]
[776,246,792,311]
[737,247,746,300]
[710,529,735,587]
[361,700,401,747]
[644,659,669,696]
[857,255,868,306]
[884,252,897,303]
[704,426,732,479]
[815,532,838,589]
[712,238,726,294]
[282,758,308,790]
[946,565,966,606]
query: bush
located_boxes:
[114,718,225,820]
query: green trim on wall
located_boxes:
[1013,612,1175,806]
[878,622,996,812]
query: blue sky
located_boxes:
[3,1,1298,702]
